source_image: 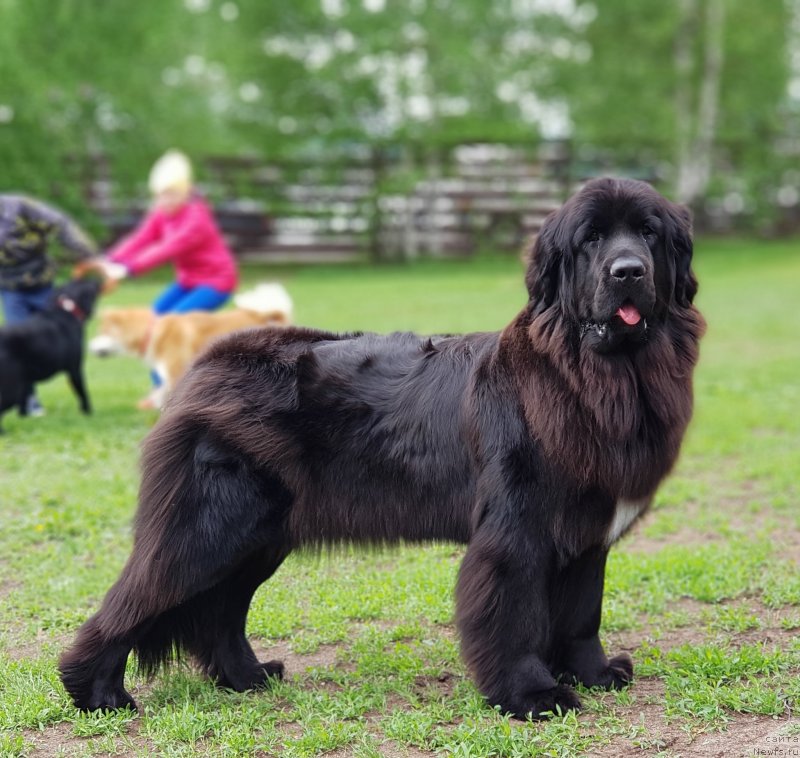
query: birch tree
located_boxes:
[549,0,789,208]
[674,0,725,205]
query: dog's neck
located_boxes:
[505,303,705,499]
[56,295,88,323]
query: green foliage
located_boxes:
[0,0,554,211]
[1,0,795,231]
[547,0,793,222]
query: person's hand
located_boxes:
[100,260,129,281]
[72,258,126,294]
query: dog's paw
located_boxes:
[559,652,634,690]
[214,659,284,692]
[603,653,633,689]
[60,663,138,713]
[81,687,138,713]
[257,659,284,684]
[512,684,582,720]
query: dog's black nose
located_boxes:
[610,256,646,281]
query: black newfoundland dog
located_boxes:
[60,178,705,718]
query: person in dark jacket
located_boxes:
[0,194,98,414]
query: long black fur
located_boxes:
[60,178,705,718]
[0,277,101,430]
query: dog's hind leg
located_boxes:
[193,550,287,690]
[134,546,289,693]
[58,619,138,712]
[60,428,292,711]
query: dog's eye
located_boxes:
[586,229,601,243]
[642,225,656,239]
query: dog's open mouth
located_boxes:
[581,300,649,348]
[615,300,642,326]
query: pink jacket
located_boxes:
[108,196,238,293]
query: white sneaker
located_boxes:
[26,398,46,417]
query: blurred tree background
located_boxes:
[0,0,798,240]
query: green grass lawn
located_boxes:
[1,239,799,756]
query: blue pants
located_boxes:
[0,285,53,324]
[150,283,230,387]
[153,283,230,315]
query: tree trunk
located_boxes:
[675,0,725,205]
[674,0,697,201]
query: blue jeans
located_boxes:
[149,283,231,387]
[153,283,230,315]
[0,285,53,324]
[1,286,53,411]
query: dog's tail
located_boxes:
[233,283,293,324]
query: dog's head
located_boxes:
[89,308,154,357]
[525,177,697,354]
[51,277,103,322]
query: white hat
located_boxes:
[148,150,193,195]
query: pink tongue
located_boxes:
[616,303,642,325]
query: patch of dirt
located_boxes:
[584,677,673,755]
[590,593,800,756]
[686,720,800,758]
[606,598,713,655]
[23,718,156,757]
[771,527,800,566]
[588,702,796,758]
[3,630,71,661]
[607,596,800,659]
[325,743,435,758]
[0,577,22,600]
[620,477,800,564]
[622,504,721,554]
[412,671,457,700]
[252,639,350,679]
[22,723,76,756]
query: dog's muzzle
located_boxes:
[88,334,121,357]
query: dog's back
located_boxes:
[155,326,497,545]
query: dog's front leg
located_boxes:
[455,517,581,719]
[550,547,633,690]
[67,361,91,414]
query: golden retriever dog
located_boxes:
[89,284,292,407]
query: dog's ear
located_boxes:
[77,278,103,317]
[525,206,572,314]
[665,202,697,306]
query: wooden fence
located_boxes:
[80,142,573,263]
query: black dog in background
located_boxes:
[61,178,705,718]
[0,277,102,429]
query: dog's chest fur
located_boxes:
[605,497,650,546]
[555,488,652,557]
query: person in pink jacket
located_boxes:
[101,150,239,408]
[104,150,238,314]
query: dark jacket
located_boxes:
[0,195,97,291]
